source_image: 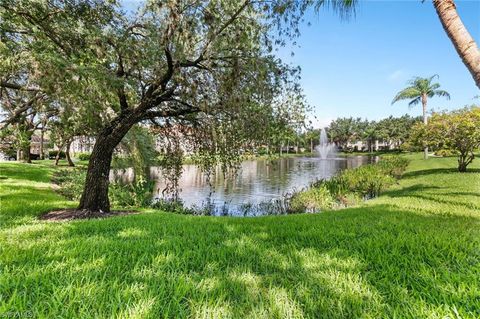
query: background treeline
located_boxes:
[271,114,422,155]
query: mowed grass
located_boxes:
[0,155,479,318]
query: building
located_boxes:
[345,140,400,152]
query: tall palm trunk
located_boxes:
[433,0,480,89]
[422,94,429,159]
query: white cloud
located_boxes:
[388,69,406,82]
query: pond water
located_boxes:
[113,156,375,216]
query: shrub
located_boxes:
[320,176,349,198]
[77,152,91,161]
[434,149,457,157]
[338,164,395,199]
[52,168,85,200]
[49,150,65,159]
[109,180,154,208]
[289,185,335,213]
[400,141,421,152]
[377,156,409,178]
[151,199,199,214]
[302,155,409,210]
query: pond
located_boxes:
[114,155,375,216]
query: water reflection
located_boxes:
[112,156,375,216]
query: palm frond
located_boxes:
[314,0,358,19]
[434,90,451,100]
[391,87,420,105]
[408,96,421,108]
[428,74,439,83]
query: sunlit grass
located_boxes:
[0,154,479,318]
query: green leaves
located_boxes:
[392,75,450,108]
[409,106,480,171]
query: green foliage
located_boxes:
[434,149,458,157]
[410,106,480,171]
[117,125,158,183]
[1,0,314,211]
[48,150,65,159]
[392,75,450,108]
[290,156,409,213]
[339,164,396,199]
[76,152,91,161]
[400,141,421,152]
[327,115,420,151]
[377,155,410,178]
[52,168,85,201]
[327,117,363,148]
[109,181,154,208]
[289,185,335,213]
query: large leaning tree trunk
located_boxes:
[433,0,480,89]
[78,111,139,213]
[421,93,429,160]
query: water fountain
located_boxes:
[316,128,337,159]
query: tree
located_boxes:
[49,104,98,167]
[303,128,320,154]
[410,106,480,172]
[432,0,480,90]
[392,75,450,159]
[327,117,363,150]
[1,0,313,215]
[362,121,378,153]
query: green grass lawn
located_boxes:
[0,154,479,318]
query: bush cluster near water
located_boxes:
[289,156,410,213]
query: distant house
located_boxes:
[153,125,196,155]
[30,135,49,155]
[70,136,96,155]
[0,134,50,160]
[345,140,400,152]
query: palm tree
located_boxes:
[392,75,450,159]
[433,0,480,90]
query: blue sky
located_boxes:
[276,0,480,127]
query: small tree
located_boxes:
[410,107,480,172]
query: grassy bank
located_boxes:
[0,154,479,318]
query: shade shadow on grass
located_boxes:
[2,204,479,318]
[403,167,480,178]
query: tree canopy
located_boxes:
[409,106,480,172]
[0,0,315,213]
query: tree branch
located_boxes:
[0,81,40,92]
